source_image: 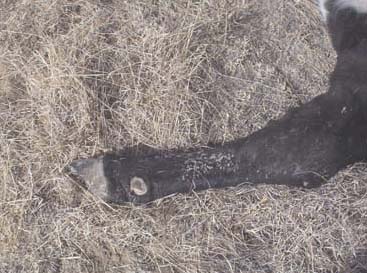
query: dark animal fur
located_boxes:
[70,0,367,204]
[326,0,367,52]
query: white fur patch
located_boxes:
[319,0,367,21]
[336,0,367,13]
[130,177,148,196]
[319,0,329,21]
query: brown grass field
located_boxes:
[1,0,367,272]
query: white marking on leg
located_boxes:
[130,177,148,196]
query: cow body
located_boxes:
[69,0,367,204]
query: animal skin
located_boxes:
[69,0,367,204]
[319,0,367,21]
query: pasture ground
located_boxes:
[1,0,366,272]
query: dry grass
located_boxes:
[0,0,366,272]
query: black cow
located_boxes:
[69,0,367,204]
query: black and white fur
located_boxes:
[320,0,367,21]
[320,0,367,52]
[69,1,367,204]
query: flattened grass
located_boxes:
[1,0,366,272]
